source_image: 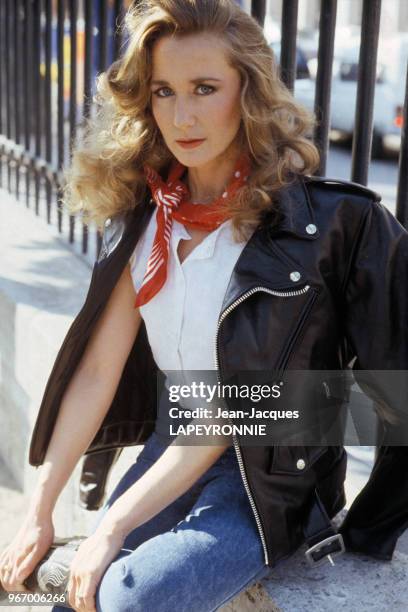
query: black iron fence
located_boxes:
[0,0,407,262]
[0,0,128,261]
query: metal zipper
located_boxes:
[213,284,311,566]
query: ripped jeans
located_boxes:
[51,431,270,612]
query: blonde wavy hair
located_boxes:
[62,0,320,241]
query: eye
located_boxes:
[196,84,216,95]
[152,86,173,98]
[151,84,216,98]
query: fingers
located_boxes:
[67,576,78,609]
[0,547,11,587]
[8,565,26,591]
[12,547,37,584]
[14,542,35,567]
[0,542,35,590]
[68,574,97,612]
[76,592,97,612]
[0,566,29,592]
[77,575,97,612]
[0,562,12,589]
[0,554,17,591]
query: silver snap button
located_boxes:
[306,223,317,235]
[290,271,301,282]
[234,171,241,178]
[105,218,112,227]
[297,459,306,470]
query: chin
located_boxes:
[176,152,224,169]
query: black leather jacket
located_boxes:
[28,174,408,568]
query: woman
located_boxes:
[2,0,408,611]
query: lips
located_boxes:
[176,138,206,149]
[176,139,205,143]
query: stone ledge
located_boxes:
[0,188,98,538]
[221,509,408,611]
[260,540,408,612]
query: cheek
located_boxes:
[208,93,241,131]
[151,101,170,132]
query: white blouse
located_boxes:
[129,208,254,376]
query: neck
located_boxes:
[185,144,242,204]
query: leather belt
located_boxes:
[303,489,345,566]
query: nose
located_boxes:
[173,97,195,129]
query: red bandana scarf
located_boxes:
[134,153,251,308]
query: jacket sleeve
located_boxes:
[339,197,408,559]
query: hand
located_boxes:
[66,525,125,611]
[0,512,54,591]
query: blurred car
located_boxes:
[296,27,319,61]
[269,41,311,80]
[294,37,407,158]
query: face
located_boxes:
[149,32,242,168]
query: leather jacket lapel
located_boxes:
[270,176,321,240]
[220,177,320,313]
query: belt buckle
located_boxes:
[305,533,345,567]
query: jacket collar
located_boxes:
[269,175,320,241]
[220,175,319,313]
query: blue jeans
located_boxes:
[52,432,270,612]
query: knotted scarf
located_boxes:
[134,153,251,307]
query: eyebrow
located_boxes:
[151,77,222,86]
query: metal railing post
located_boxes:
[395,63,408,229]
[350,0,382,185]
[313,0,337,176]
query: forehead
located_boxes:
[151,32,233,78]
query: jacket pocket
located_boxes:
[268,445,327,475]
